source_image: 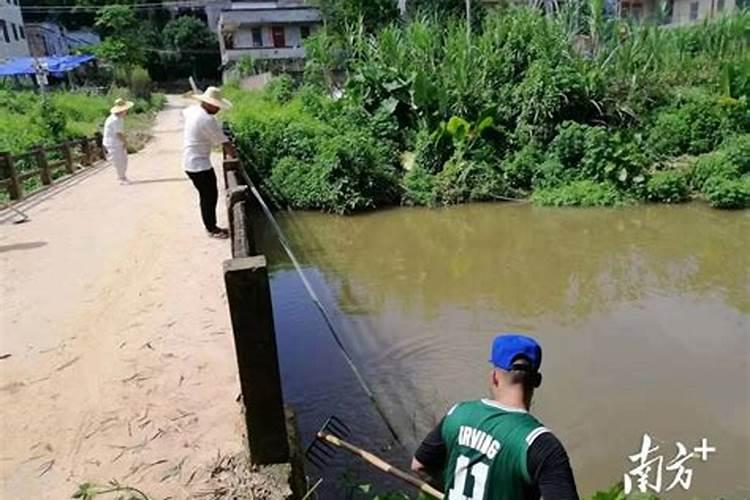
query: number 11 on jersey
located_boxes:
[449,455,489,500]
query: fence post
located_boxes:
[94,132,104,160]
[81,139,92,166]
[63,142,75,174]
[35,146,52,186]
[0,152,22,200]
[223,256,290,465]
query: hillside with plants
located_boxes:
[226,6,749,213]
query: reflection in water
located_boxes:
[260,203,749,498]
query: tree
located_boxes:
[94,5,147,72]
[316,0,400,33]
[161,15,221,79]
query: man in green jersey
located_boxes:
[412,334,579,500]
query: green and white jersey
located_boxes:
[440,399,549,500]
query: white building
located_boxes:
[0,0,30,61]
[218,0,322,73]
[617,0,739,23]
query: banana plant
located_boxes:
[441,113,495,157]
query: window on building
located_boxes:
[689,1,699,19]
[251,27,262,47]
[272,26,285,48]
[716,0,725,11]
[11,23,18,41]
[0,20,8,44]
[19,26,25,39]
[224,32,235,50]
[301,25,310,40]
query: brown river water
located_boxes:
[258,203,749,499]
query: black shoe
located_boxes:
[208,228,229,239]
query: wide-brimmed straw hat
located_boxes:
[111,98,134,114]
[192,86,233,109]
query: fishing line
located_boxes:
[235,166,402,445]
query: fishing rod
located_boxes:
[231,152,402,445]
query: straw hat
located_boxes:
[192,86,233,109]
[111,98,134,114]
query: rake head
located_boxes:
[304,416,351,469]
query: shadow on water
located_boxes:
[257,202,750,498]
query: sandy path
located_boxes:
[0,97,245,499]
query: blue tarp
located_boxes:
[0,54,96,77]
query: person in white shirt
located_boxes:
[183,87,236,239]
[102,98,133,184]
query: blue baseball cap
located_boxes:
[490,334,542,371]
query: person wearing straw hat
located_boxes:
[182,86,235,239]
[103,98,134,184]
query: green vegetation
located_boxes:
[702,175,750,209]
[532,180,625,207]
[0,89,165,155]
[645,170,690,203]
[226,8,749,212]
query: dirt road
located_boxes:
[0,97,247,498]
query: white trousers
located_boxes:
[106,146,128,180]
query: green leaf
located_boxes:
[446,116,470,142]
[358,483,372,493]
[618,167,629,182]
[380,97,399,115]
[383,79,407,92]
[412,71,435,109]
[475,116,494,134]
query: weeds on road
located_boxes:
[73,481,151,500]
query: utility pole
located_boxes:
[33,58,49,96]
[466,0,472,43]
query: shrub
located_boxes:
[532,180,624,207]
[268,156,331,209]
[646,94,748,158]
[702,175,750,209]
[434,155,507,205]
[645,111,690,158]
[413,126,451,175]
[580,128,647,191]
[267,75,295,104]
[129,66,152,100]
[504,142,543,190]
[550,121,589,169]
[720,134,750,174]
[646,170,690,203]
[690,152,740,190]
[402,165,436,206]
[269,130,399,213]
[36,99,67,143]
[532,157,573,189]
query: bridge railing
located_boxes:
[0,134,105,201]
[220,145,294,467]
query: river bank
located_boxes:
[225,9,749,214]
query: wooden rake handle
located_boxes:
[318,432,444,499]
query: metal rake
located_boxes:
[305,416,443,499]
